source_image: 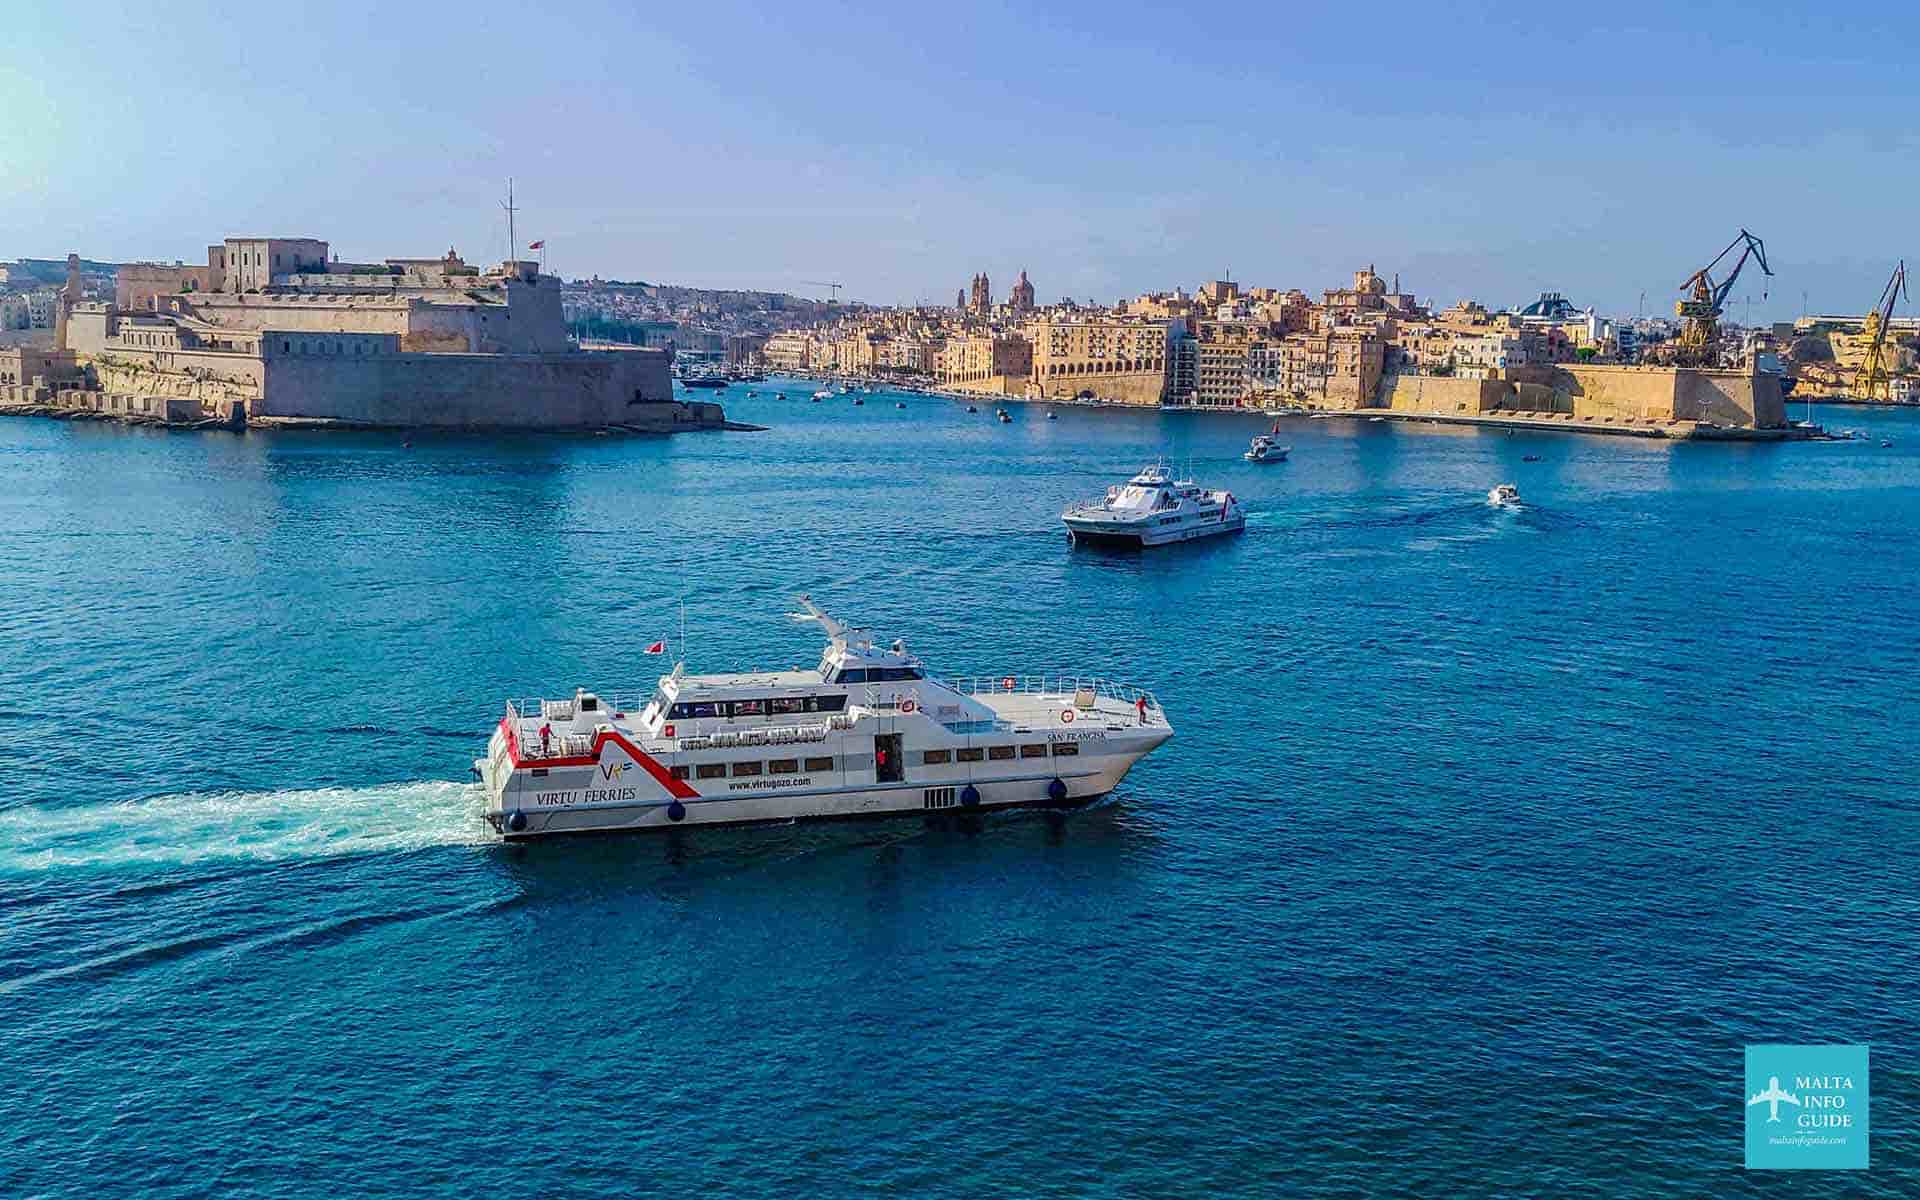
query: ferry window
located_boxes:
[768,758,799,774]
[1020,744,1048,759]
[806,695,847,713]
[922,749,951,765]
[957,748,984,763]
[730,699,766,717]
[531,768,549,777]
[670,765,691,780]
[1052,743,1080,756]
[838,669,869,684]
[804,756,834,772]
[685,702,718,719]
[988,745,1016,761]
[770,697,805,715]
[731,761,763,777]
[696,763,727,780]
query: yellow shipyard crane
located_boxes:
[1857,260,1908,401]
[1674,229,1771,366]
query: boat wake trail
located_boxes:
[0,781,491,874]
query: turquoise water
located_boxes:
[3,385,1917,1195]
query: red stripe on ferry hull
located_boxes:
[499,716,698,800]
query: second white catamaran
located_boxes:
[475,596,1172,838]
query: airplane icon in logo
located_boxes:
[1747,1076,1801,1123]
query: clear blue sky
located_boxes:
[6,1,1916,320]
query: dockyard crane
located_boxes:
[1674,229,1772,366]
[802,280,845,303]
[1858,260,1908,402]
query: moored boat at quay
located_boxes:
[475,596,1172,838]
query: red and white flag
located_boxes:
[528,240,545,251]
[644,639,665,654]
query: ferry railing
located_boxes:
[505,693,650,726]
[938,675,1162,715]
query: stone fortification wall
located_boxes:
[1676,369,1784,427]
[93,351,263,407]
[256,347,682,429]
[175,293,413,338]
[1031,369,1165,406]
[1381,365,1781,429]
[1381,375,1500,414]
[944,373,1026,397]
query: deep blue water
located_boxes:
[3,384,1917,1196]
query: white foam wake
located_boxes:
[0,780,492,873]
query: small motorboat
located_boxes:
[895,401,906,409]
[1244,434,1289,463]
[967,404,978,413]
[1047,411,1058,420]
[997,409,1012,423]
[1368,416,1386,423]
[1882,439,1894,448]
[852,397,864,406]
[1487,483,1521,507]
[812,390,831,401]
[1522,454,1541,463]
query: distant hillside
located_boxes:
[7,258,121,284]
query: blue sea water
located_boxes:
[2,386,1917,1196]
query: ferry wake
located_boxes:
[475,596,1172,838]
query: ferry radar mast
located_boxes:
[796,593,860,646]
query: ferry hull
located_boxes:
[1064,516,1246,548]
[479,748,1151,839]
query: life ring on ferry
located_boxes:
[667,800,687,823]
[899,698,917,714]
[1002,676,1016,691]
[1059,708,1075,723]
[960,784,981,808]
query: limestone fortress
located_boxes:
[1,238,723,432]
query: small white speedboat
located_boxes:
[812,390,831,401]
[1245,428,1289,463]
[1487,483,1521,507]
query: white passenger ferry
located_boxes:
[475,597,1172,839]
[1062,462,1246,547]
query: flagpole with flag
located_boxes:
[528,239,545,276]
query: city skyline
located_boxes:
[8,2,1919,320]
